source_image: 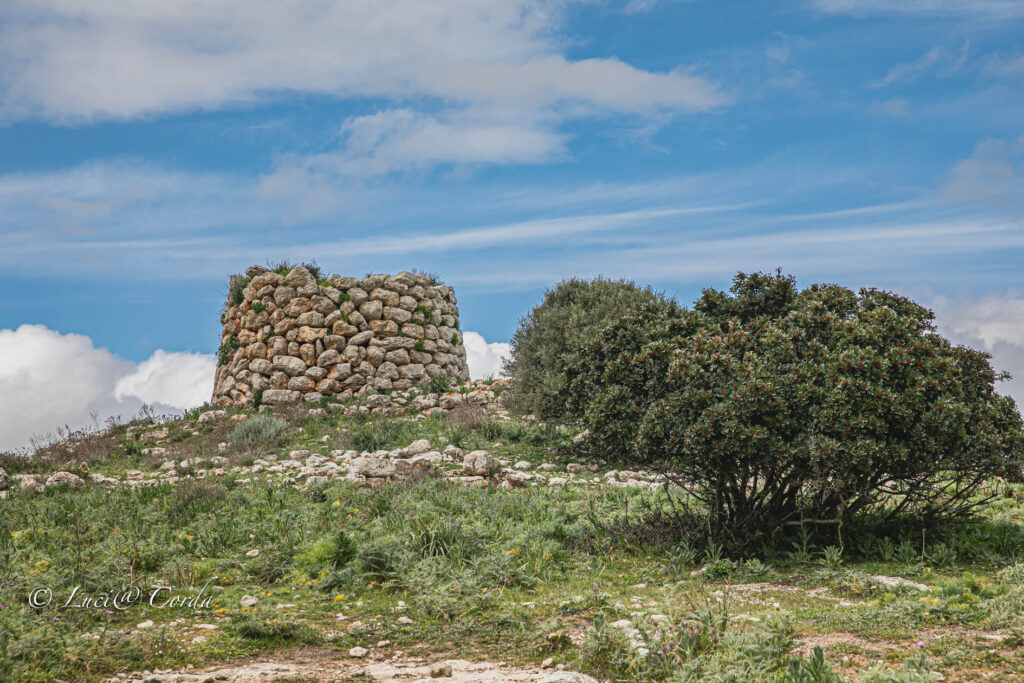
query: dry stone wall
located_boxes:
[212,266,469,407]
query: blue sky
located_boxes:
[0,0,1022,448]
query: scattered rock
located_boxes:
[45,471,85,489]
[349,646,369,658]
[462,450,502,476]
[240,595,259,607]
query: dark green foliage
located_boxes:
[567,271,1024,542]
[228,415,288,446]
[217,335,240,365]
[251,301,265,313]
[451,333,459,345]
[414,338,425,352]
[504,277,670,420]
[414,305,431,319]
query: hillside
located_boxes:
[2,379,1024,682]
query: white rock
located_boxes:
[348,646,368,658]
[240,595,259,607]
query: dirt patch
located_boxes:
[106,653,598,683]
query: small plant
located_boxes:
[413,338,425,352]
[451,333,459,345]
[339,291,350,302]
[414,305,431,319]
[820,545,844,568]
[668,542,698,578]
[228,275,250,306]
[228,415,288,446]
[251,301,265,313]
[218,335,241,365]
[231,608,320,644]
[426,373,452,395]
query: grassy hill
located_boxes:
[2,380,1024,681]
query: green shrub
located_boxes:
[503,277,670,420]
[251,301,265,313]
[228,275,250,307]
[566,271,1024,543]
[426,373,452,395]
[228,415,288,446]
[217,335,241,365]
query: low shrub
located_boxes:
[228,415,288,446]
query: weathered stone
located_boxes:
[251,272,283,289]
[351,457,395,478]
[376,361,399,380]
[384,306,412,324]
[385,348,410,365]
[311,295,336,315]
[332,321,359,336]
[273,286,297,306]
[261,389,302,405]
[347,287,369,306]
[296,311,325,327]
[365,345,385,366]
[46,471,86,489]
[369,319,399,335]
[398,363,426,380]
[284,297,311,317]
[283,266,316,289]
[316,378,339,394]
[349,330,374,346]
[317,349,341,367]
[271,355,306,377]
[462,451,502,476]
[299,344,317,365]
[249,358,272,375]
[304,366,327,381]
[0,467,7,490]
[328,363,352,381]
[359,300,383,321]
[402,323,425,338]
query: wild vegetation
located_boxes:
[1,271,1023,682]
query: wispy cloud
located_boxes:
[813,0,1024,18]
[871,48,943,88]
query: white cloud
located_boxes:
[0,325,214,452]
[114,350,217,410]
[0,1,725,123]
[463,331,511,379]
[931,292,1024,411]
[272,108,568,179]
[812,0,1024,17]
[939,134,1024,209]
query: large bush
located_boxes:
[566,271,1024,541]
[503,277,671,419]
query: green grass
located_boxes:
[5,389,1024,681]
